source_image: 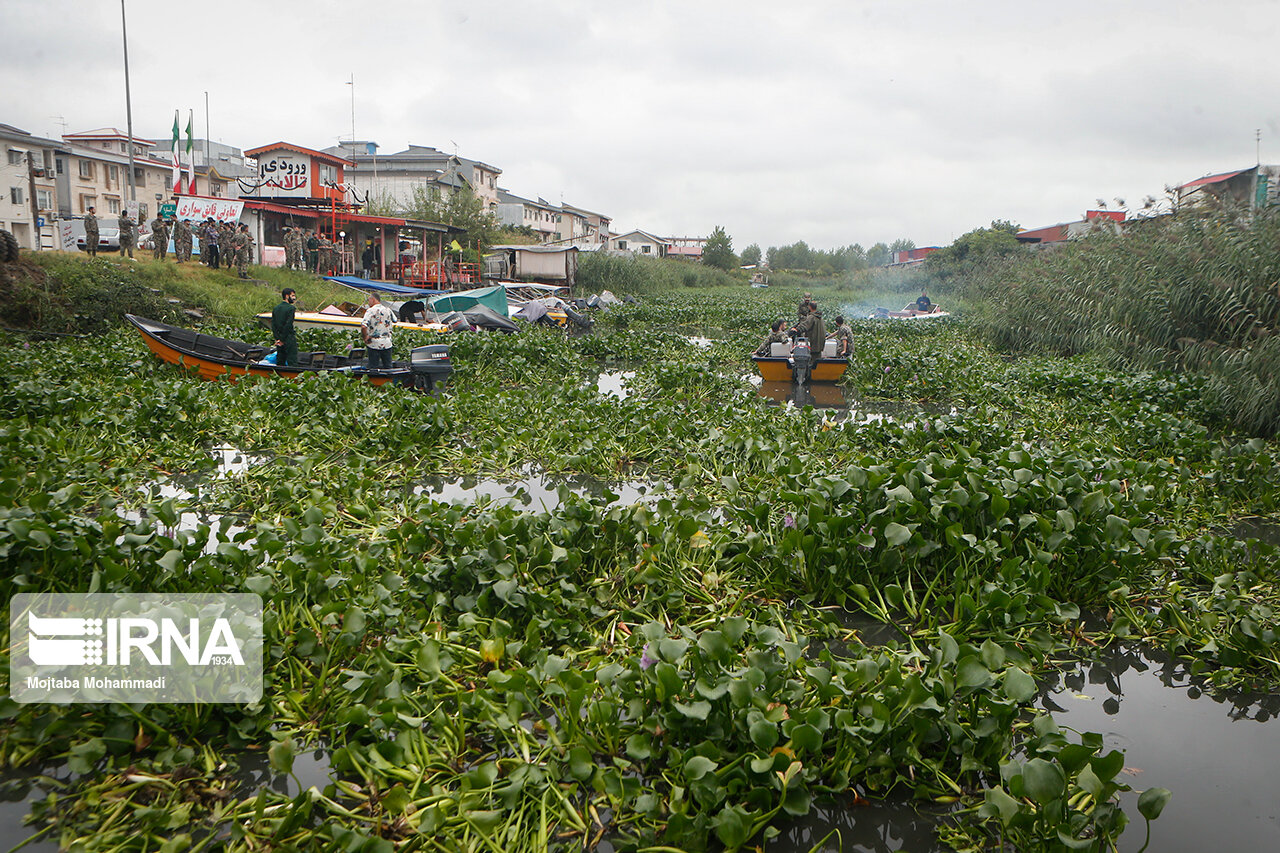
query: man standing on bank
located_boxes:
[272,288,299,367]
[83,206,99,257]
[361,293,396,371]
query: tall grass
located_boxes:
[576,252,741,295]
[963,204,1280,435]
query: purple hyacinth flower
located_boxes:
[640,643,656,670]
[784,513,796,529]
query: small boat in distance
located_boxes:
[869,294,950,320]
[751,337,848,384]
[126,315,451,391]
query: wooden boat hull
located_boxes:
[255,311,449,335]
[127,314,420,388]
[752,356,848,383]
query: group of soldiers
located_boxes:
[755,292,854,357]
[282,226,340,274]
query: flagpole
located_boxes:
[121,0,135,203]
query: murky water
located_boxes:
[597,370,636,400]
[1219,516,1280,546]
[1038,644,1280,853]
[413,465,663,511]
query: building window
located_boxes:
[36,189,52,210]
[56,157,64,175]
[108,165,119,184]
[78,160,94,179]
[106,197,120,214]
[79,194,96,213]
[7,149,23,165]
[641,245,650,254]
[134,167,146,186]
[11,187,24,205]
[617,240,627,250]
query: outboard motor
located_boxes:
[791,337,812,385]
[411,344,452,392]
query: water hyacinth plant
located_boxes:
[5,280,1278,851]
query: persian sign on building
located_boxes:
[175,196,245,223]
[256,154,310,196]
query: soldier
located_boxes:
[306,230,320,273]
[282,226,296,270]
[150,215,169,260]
[319,233,334,275]
[83,206,99,257]
[233,223,253,279]
[218,221,235,270]
[174,218,192,263]
[754,319,790,356]
[118,210,136,259]
[832,316,853,357]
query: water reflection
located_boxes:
[1039,643,1280,852]
[771,795,952,853]
[414,465,662,511]
[596,370,635,399]
[757,381,848,410]
[1220,516,1280,546]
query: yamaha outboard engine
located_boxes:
[411,344,452,392]
[791,337,812,385]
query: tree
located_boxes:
[402,185,502,251]
[866,242,891,266]
[740,243,762,266]
[889,237,916,254]
[702,225,737,271]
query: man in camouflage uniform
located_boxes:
[83,206,99,257]
[832,316,853,358]
[118,210,136,259]
[319,233,333,275]
[282,226,297,271]
[218,222,235,270]
[173,219,192,263]
[150,215,170,260]
[754,319,790,356]
[233,223,254,279]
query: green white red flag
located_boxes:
[170,111,181,194]
[185,112,196,194]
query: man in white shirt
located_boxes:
[361,293,396,370]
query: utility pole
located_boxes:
[205,91,211,169]
[27,152,42,251]
[121,0,136,203]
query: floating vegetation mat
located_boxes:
[1,290,1278,851]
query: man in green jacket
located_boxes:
[272,288,298,366]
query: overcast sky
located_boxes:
[5,0,1279,251]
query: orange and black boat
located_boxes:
[125,314,451,391]
[751,337,848,384]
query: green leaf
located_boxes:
[1090,749,1125,783]
[382,783,410,815]
[268,739,296,775]
[567,745,594,781]
[984,786,1021,825]
[674,700,712,720]
[713,803,752,848]
[697,630,731,662]
[1022,758,1065,805]
[749,719,779,750]
[1002,666,1037,702]
[789,724,822,753]
[1137,786,1171,821]
[884,522,912,546]
[684,755,718,780]
[956,656,993,689]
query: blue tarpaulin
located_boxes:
[324,276,447,297]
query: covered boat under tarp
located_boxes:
[127,314,450,390]
[429,285,509,316]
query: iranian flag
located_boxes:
[185,111,196,194]
[170,111,181,194]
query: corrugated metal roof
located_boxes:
[1178,168,1251,191]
